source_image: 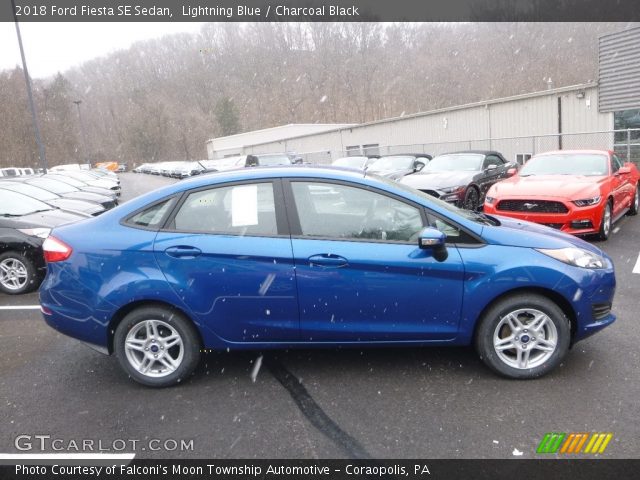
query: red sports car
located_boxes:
[483,150,639,240]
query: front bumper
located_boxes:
[484,197,604,235]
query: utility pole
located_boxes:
[73,100,90,167]
[11,0,48,171]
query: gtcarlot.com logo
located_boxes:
[15,435,194,452]
[537,432,613,454]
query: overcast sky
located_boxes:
[0,22,204,79]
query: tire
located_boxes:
[628,183,639,216]
[114,306,201,387]
[463,186,480,211]
[475,294,570,379]
[0,252,40,295]
[597,200,613,241]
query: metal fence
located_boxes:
[297,129,640,166]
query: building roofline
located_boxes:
[206,123,356,144]
[240,82,598,150]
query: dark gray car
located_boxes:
[400,150,516,210]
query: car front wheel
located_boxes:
[628,183,639,216]
[475,294,570,379]
[598,201,612,240]
[114,306,201,387]
[463,187,480,211]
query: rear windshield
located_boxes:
[0,182,56,201]
[27,178,77,194]
[0,189,54,216]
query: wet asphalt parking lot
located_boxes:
[1,172,639,459]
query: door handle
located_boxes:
[308,254,348,268]
[164,246,202,259]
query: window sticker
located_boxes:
[231,184,258,226]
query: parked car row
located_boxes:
[0,168,121,294]
[132,153,303,179]
[336,148,639,241]
[0,167,37,177]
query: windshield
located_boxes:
[0,189,53,216]
[332,157,368,168]
[423,154,484,173]
[0,182,56,200]
[27,178,77,194]
[257,155,292,166]
[368,156,415,171]
[519,154,608,176]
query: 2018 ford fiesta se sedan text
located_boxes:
[39,167,616,387]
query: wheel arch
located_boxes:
[471,286,577,345]
[107,300,204,354]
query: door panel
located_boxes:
[291,239,465,341]
[154,233,298,342]
[153,181,298,343]
[286,180,465,342]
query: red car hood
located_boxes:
[490,175,605,199]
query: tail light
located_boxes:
[42,236,73,263]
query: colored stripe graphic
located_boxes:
[537,433,566,453]
[539,432,613,454]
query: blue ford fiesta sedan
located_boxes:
[40,167,616,387]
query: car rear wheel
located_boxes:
[475,294,570,379]
[463,187,480,211]
[114,306,201,387]
[628,183,639,216]
[598,201,612,240]
[0,252,39,295]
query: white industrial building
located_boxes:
[205,27,640,165]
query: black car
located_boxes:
[400,150,516,210]
[367,154,432,180]
[0,189,87,294]
[0,182,105,216]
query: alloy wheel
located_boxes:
[0,258,28,291]
[492,308,558,369]
[124,319,184,378]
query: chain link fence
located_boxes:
[296,129,640,166]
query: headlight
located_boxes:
[573,196,601,207]
[537,247,605,269]
[18,228,51,239]
[440,185,465,194]
[485,196,495,204]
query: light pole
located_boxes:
[73,100,90,167]
[11,0,48,172]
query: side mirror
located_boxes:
[414,161,426,172]
[618,166,631,174]
[506,167,517,177]
[417,227,448,262]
